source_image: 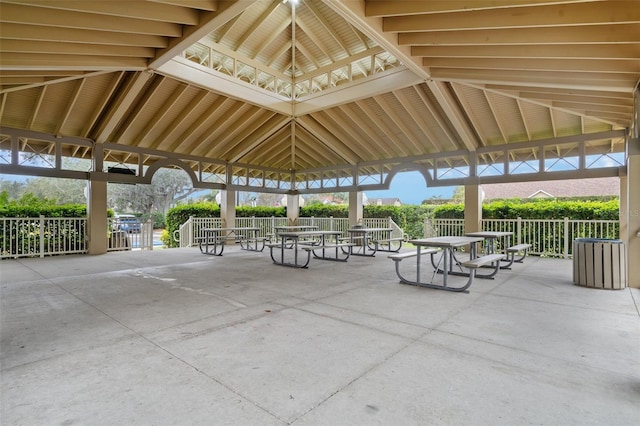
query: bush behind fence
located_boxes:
[427,217,619,258]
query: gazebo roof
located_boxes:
[0,1,636,192]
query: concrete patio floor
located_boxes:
[1,246,639,425]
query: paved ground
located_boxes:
[1,246,639,425]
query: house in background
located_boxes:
[481,177,619,200]
[368,197,402,206]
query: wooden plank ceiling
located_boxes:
[0,0,637,183]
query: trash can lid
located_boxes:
[574,238,623,243]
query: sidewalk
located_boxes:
[2,247,639,425]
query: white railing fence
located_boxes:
[106,218,154,252]
[425,217,620,258]
[1,215,618,259]
[1,216,87,259]
[177,216,405,248]
[1,216,156,259]
[175,217,224,247]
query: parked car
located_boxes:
[114,214,141,233]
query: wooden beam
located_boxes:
[383,2,640,32]
[398,24,640,45]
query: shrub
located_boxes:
[164,203,220,248]
[0,203,91,218]
[159,229,172,247]
[237,206,285,217]
[482,199,619,220]
[140,211,165,229]
[432,199,619,221]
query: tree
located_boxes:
[452,186,465,203]
[108,167,199,215]
[255,192,282,206]
[24,177,87,204]
[0,178,26,201]
[199,190,219,203]
[108,182,155,214]
[151,168,200,214]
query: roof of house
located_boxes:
[482,177,619,200]
[367,197,402,206]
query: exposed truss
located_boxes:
[1,127,626,194]
[0,0,637,193]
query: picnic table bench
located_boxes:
[372,236,404,253]
[501,243,532,268]
[465,231,531,269]
[345,227,397,256]
[198,227,265,256]
[389,236,505,292]
[267,230,350,268]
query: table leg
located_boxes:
[200,231,224,256]
[366,234,376,256]
[443,248,449,287]
[416,247,421,284]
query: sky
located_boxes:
[365,171,457,205]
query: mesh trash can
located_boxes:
[573,238,626,289]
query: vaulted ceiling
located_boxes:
[0,0,637,190]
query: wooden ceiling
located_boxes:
[0,0,637,187]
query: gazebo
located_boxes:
[0,0,638,286]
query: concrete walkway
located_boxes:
[2,246,639,425]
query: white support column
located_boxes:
[619,174,628,243]
[625,139,640,288]
[464,182,482,234]
[86,173,108,255]
[220,190,236,228]
[348,191,363,227]
[286,194,299,225]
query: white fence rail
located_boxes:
[1,215,618,260]
[425,217,620,258]
[1,216,87,258]
[177,216,404,248]
[176,217,223,248]
[106,218,154,252]
[1,216,154,258]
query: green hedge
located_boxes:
[237,206,286,217]
[0,204,90,218]
[0,204,97,258]
[162,203,220,247]
[1,198,621,252]
[434,199,619,220]
[302,204,347,218]
[162,203,441,245]
[302,204,438,239]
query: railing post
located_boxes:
[329,216,334,231]
[145,219,153,250]
[39,215,45,258]
[189,215,194,247]
[517,217,522,245]
[564,217,570,259]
